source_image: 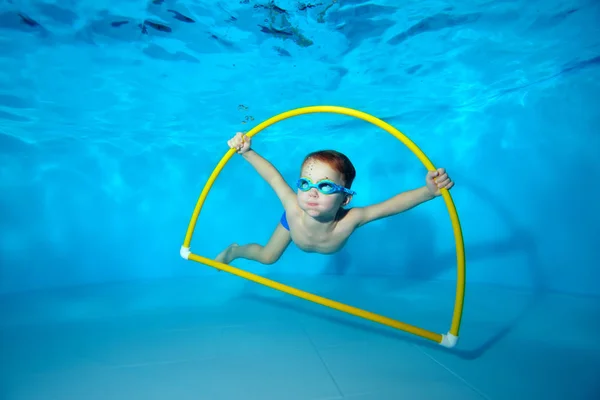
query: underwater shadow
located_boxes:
[278,173,547,359]
[322,206,439,278]
[325,175,545,291]
[243,282,540,361]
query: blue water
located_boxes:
[1,0,599,399]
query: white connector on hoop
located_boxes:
[440,332,458,348]
[180,246,191,260]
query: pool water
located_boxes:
[1,1,599,399]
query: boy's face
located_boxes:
[297,159,351,218]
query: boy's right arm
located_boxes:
[242,149,296,208]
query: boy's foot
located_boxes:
[215,243,239,264]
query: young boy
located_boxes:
[216,132,454,265]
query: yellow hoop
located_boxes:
[180,105,466,348]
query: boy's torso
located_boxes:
[285,206,358,254]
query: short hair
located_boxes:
[302,150,356,188]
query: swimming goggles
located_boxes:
[296,177,356,195]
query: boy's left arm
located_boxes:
[350,168,453,228]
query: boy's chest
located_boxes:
[289,222,352,254]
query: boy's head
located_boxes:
[296,150,356,217]
[302,150,356,188]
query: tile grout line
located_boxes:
[301,327,345,400]
[412,344,493,400]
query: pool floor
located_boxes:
[1,275,598,399]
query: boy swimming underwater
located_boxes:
[216,132,454,265]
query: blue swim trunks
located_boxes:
[280,211,290,231]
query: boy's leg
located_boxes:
[215,222,291,265]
